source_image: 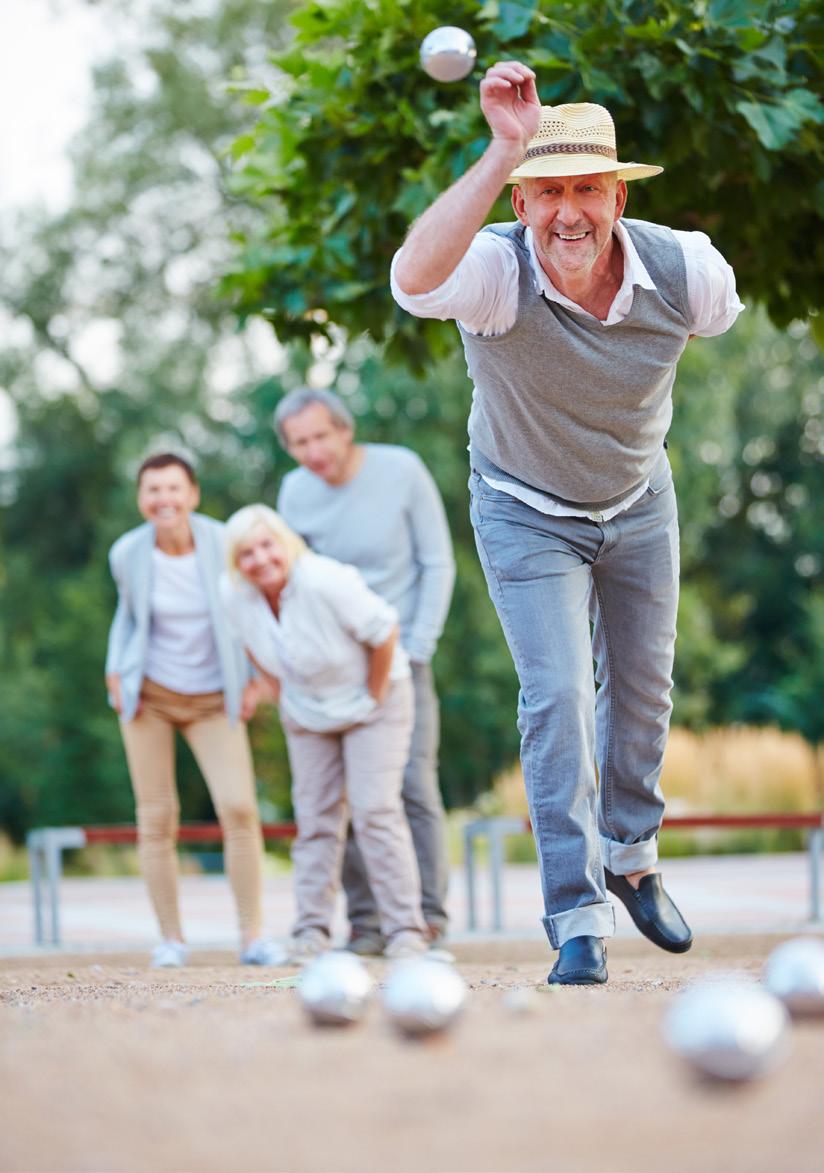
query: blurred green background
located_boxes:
[2,0,824,857]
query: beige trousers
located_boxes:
[283,680,425,942]
[120,678,263,943]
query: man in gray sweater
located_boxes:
[275,388,456,952]
[391,61,743,984]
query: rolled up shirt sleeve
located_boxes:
[390,232,519,336]
[675,229,745,337]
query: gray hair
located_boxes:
[273,387,355,448]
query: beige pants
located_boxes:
[120,678,263,943]
[283,680,425,942]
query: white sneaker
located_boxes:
[428,946,457,964]
[383,931,429,961]
[287,929,330,965]
[239,938,289,966]
[151,940,189,968]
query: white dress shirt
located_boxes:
[391,220,744,521]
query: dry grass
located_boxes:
[484,725,823,818]
[470,725,823,861]
[662,726,822,814]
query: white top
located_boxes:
[391,221,745,521]
[220,552,410,733]
[144,549,224,694]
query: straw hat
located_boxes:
[508,103,662,183]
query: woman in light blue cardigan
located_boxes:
[106,453,278,968]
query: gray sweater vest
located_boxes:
[461,218,693,511]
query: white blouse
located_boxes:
[144,549,223,694]
[220,552,409,733]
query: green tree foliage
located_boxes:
[0,0,298,839]
[4,0,824,846]
[222,0,824,366]
[688,314,824,767]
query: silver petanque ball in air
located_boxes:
[298,951,374,1027]
[382,957,468,1037]
[663,980,790,1082]
[419,26,477,82]
[763,937,824,1016]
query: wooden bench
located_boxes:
[26,822,297,946]
[462,812,824,931]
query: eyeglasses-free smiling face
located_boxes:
[512,172,627,285]
[235,523,290,595]
[137,464,200,536]
[280,402,355,486]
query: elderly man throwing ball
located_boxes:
[391,61,743,985]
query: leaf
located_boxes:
[625,17,675,43]
[784,87,824,126]
[244,88,272,106]
[707,0,762,30]
[732,36,787,84]
[809,312,824,352]
[737,88,824,151]
[487,0,537,41]
[229,132,256,160]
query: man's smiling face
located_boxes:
[512,172,627,285]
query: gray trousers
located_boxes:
[342,661,450,936]
[469,459,679,949]
[284,679,427,941]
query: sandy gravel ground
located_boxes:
[1,934,821,1173]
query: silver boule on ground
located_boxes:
[762,935,824,1015]
[298,950,374,1027]
[419,26,477,82]
[382,955,468,1038]
[662,978,790,1082]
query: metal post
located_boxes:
[810,826,823,923]
[464,820,485,931]
[490,822,505,932]
[45,835,63,945]
[28,828,87,946]
[27,832,44,946]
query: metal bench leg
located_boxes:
[27,832,45,946]
[464,821,481,932]
[810,827,823,923]
[45,836,64,945]
[490,823,505,932]
[27,827,87,946]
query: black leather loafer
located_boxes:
[604,868,693,953]
[547,935,607,986]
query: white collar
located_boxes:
[525,220,656,325]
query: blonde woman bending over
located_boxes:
[221,504,429,963]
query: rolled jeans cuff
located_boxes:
[543,901,616,950]
[599,834,659,876]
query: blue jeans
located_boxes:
[469,458,679,948]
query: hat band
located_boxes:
[523,141,618,162]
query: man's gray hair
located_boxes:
[273,387,355,448]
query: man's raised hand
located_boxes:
[480,61,541,149]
